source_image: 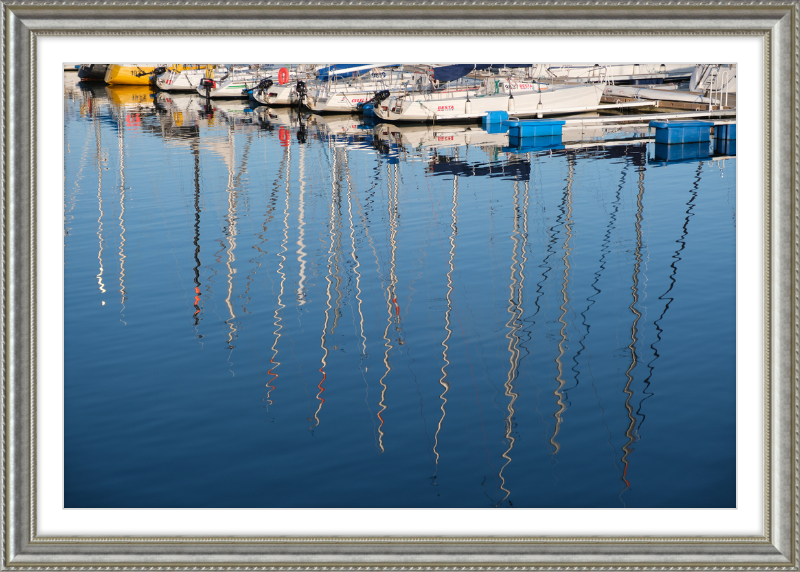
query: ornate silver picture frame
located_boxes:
[3,1,798,568]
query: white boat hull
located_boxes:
[197,75,260,99]
[604,85,715,104]
[375,84,603,122]
[307,86,416,113]
[156,69,217,91]
[546,64,695,84]
[252,82,300,106]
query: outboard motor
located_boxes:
[152,66,167,77]
[199,77,216,99]
[245,78,273,98]
[256,78,274,95]
[357,89,391,111]
[373,90,391,104]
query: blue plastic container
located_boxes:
[505,134,564,153]
[649,120,713,145]
[483,110,509,126]
[504,119,566,138]
[653,142,711,162]
[715,123,737,140]
[361,103,376,117]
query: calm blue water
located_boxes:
[63,76,736,509]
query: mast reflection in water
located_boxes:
[64,74,736,509]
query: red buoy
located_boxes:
[278,67,290,85]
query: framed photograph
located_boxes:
[3,0,797,568]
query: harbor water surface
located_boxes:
[64,77,736,509]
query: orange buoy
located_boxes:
[278,67,290,85]
[279,126,290,147]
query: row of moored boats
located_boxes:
[73,63,735,123]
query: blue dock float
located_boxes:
[649,120,713,145]
[503,119,566,138]
[653,142,711,163]
[482,111,510,133]
[505,134,564,154]
[715,123,736,140]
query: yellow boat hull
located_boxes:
[104,65,157,85]
[105,85,153,107]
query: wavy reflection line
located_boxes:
[256,146,286,407]
[505,170,531,501]
[95,115,106,295]
[392,162,432,463]
[523,156,560,444]
[387,161,434,461]
[343,150,378,436]
[533,160,561,332]
[498,177,523,504]
[330,151,345,336]
[550,155,575,455]
[388,164,401,330]
[191,140,203,327]
[65,122,92,237]
[313,145,341,429]
[296,141,308,306]
[377,162,400,453]
[223,130,240,351]
[343,150,368,358]
[620,164,646,500]
[229,132,254,325]
[116,117,127,325]
[578,162,628,480]
[514,173,533,381]
[433,171,457,467]
[640,162,703,431]
[352,159,386,451]
[267,143,292,405]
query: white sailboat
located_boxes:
[196,69,265,99]
[304,67,422,113]
[253,65,411,108]
[250,66,320,106]
[374,81,604,122]
[689,64,737,100]
[545,63,696,85]
[155,66,221,91]
[251,80,308,106]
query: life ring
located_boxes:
[278,67,290,85]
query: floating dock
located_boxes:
[492,113,737,164]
